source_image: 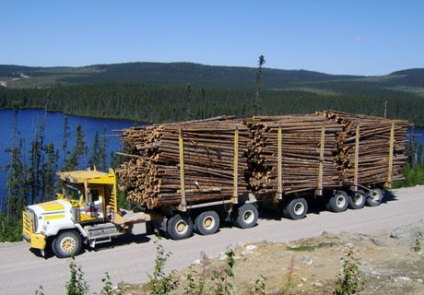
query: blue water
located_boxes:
[0,109,140,210]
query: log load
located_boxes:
[318,110,409,187]
[116,112,409,210]
[116,116,250,209]
[244,114,343,196]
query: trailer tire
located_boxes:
[366,188,383,207]
[327,191,349,213]
[52,231,82,258]
[283,198,308,220]
[167,214,193,240]
[232,203,258,229]
[348,190,366,209]
[194,210,220,235]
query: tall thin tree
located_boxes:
[254,55,266,116]
[28,92,49,204]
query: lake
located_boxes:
[0,109,139,209]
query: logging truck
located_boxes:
[22,167,258,258]
[22,112,408,258]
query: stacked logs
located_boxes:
[116,112,409,209]
[116,116,250,209]
[245,114,343,195]
[318,110,409,186]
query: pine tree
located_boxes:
[28,94,48,204]
[61,116,71,170]
[5,101,26,220]
[254,55,266,116]
[62,124,88,171]
[6,139,27,221]
[90,131,101,169]
[41,143,59,202]
[98,126,108,171]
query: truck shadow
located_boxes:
[88,234,152,253]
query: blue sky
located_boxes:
[1,1,423,75]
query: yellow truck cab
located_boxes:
[22,168,149,258]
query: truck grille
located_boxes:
[22,210,35,238]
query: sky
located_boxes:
[1,0,423,76]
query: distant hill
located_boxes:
[0,62,365,88]
[1,62,423,93]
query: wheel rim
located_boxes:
[353,193,364,205]
[243,210,255,224]
[203,216,215,230]
[294,202,305,215]
[175,220,188,235]
[60,237,76,253]
[369,190,380,201]
[336,195,346,208]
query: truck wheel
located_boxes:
[283,198,308,220]
[52,231,82,258]
[366,188,383,207]
[327,191,349,213]
[232,203,258,229]
[194,210,220,235]
[167,214,193,240]
[348,190,366,209]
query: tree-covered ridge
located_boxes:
[1,62,423,89]
[0,62,385,88]
[0,62,424,125]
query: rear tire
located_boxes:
[327,191,349,213]
[167,214,193,240]
[348,190,366,209]
[366,188,383,207]
[194,210,220,235]
[52,231,82,258]
[232,203,258,229]
[283,198,308,220]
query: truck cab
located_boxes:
[22,168,149,258]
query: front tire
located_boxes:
[283,198,308,220]
[327,191,349,213]
[232,203,258,229]
[52,231,82,258]
[167,214,193,240]
[194,210,220,235]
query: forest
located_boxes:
[0,63,423,125]
[0,61,423,242]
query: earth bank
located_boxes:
[116,220,424,294]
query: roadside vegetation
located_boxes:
[34,238,364,295]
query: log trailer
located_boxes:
[22,112,408,258]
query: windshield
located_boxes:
[64,185,83,201]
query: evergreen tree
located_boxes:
[186,83,192,120]
[254,55,266,116]
[98,126,108,171]
[61,116,71,170]
[41,143,59,202]
[5,139,27,221]
[90,131,101,169]
[28,94,49,204]
[62,124,88,171]
[5,101,26,220]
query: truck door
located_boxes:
[79,186,105,223]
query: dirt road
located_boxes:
[1,186,423,294]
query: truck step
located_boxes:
[84,222,120,238]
